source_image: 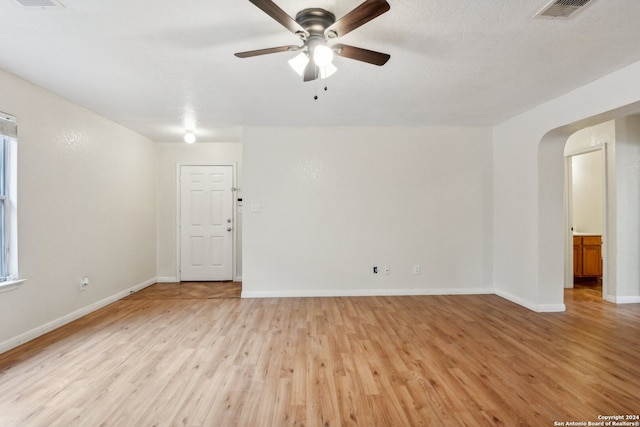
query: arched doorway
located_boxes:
[537,103,640,308]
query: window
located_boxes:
[0,136,7,278]
[0,112,18,287]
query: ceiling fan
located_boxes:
[234,0,391,82]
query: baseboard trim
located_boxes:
[0,277,157,355]
[534,303,567,312]
[241,287,494,299]
[607,295,640,304]
[494,289,566,312]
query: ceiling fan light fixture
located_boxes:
[235,0,391,83]
[313,44,334,67]
[184,131,196,144]
[288,52,310,76]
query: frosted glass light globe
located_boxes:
[313,45,334,67]
[288,52,310,76]
[184,132,196,144]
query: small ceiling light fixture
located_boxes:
[184,131,196,144]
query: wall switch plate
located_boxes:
[413,265,421,275]
[80,277,89,292]
[383,266,390,275]
[250,203,261,213]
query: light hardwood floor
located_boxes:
[0,282,638,426]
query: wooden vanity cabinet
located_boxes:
[573,235,602,278]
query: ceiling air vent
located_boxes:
[535,0,595,19]
[13,0,64,9]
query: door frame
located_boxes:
[176,163,237,282]
[564,145,608,298]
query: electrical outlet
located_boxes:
[413,265,421,275]
[80,277,89,292]
[383,266,390,275]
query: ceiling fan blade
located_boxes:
[234,45,301,58]
[333,44,390,66]
[248,0,309,38]
[303,60,318,82]
[325,0,390,39]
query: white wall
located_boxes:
[571,151,604,235]
[0,69,157,352]
[242,126,493,297]
[155,142,243,281]
[612,115,640,301]
[493,59,640,311]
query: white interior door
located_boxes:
[180,165,233,281]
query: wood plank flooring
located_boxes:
[125,281,242,300]
[0,282,638,426]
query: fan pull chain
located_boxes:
[313,70,328,100]
[313,85,328,100]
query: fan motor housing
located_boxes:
[295,8,336,37]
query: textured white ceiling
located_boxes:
[1,0,640,142]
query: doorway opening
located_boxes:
[565,142,607,300]
[564,121,612,301]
